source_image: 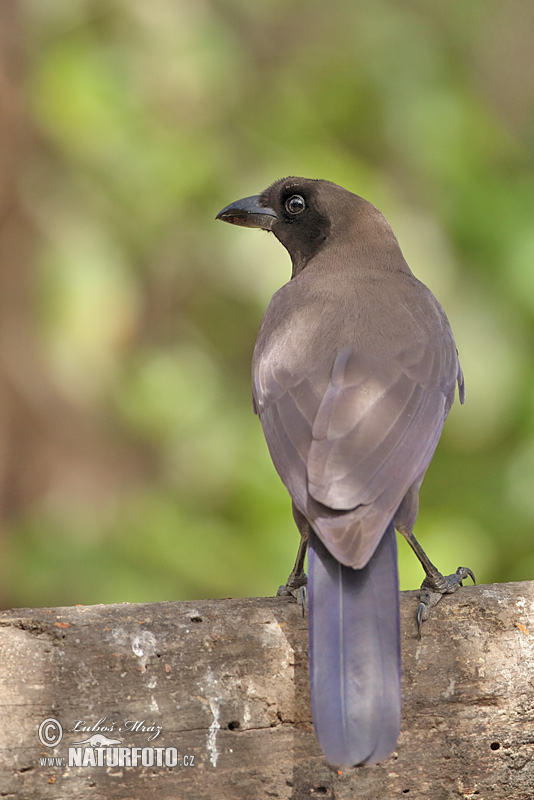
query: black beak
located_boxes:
[216,195,277,230]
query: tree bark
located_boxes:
[0,581,533,798]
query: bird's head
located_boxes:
[216,177,397,276]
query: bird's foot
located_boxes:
[417,566,475,637]
[277,573,308,614]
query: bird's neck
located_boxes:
[290,238,413,281]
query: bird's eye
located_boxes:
[285,195,306,215]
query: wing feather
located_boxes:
[253,325,460,568]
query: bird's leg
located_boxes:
[277,503,309,610]
[398,525,475,638]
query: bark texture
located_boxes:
[0,582,533,799]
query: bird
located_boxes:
[216,177,474,768]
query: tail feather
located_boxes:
[308,523,401,766]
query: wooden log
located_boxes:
[0,581,533,799]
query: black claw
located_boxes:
[277,575,308,614]
[456,566,476,585]
[416,602,425,639]
[298,585,307,616]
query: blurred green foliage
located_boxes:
[3,0,534,608]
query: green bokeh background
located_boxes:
[2,1,534,609]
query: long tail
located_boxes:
[308,522,401,767]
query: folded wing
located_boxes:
[253,337,458,568]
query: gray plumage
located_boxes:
[217,177,465,767]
